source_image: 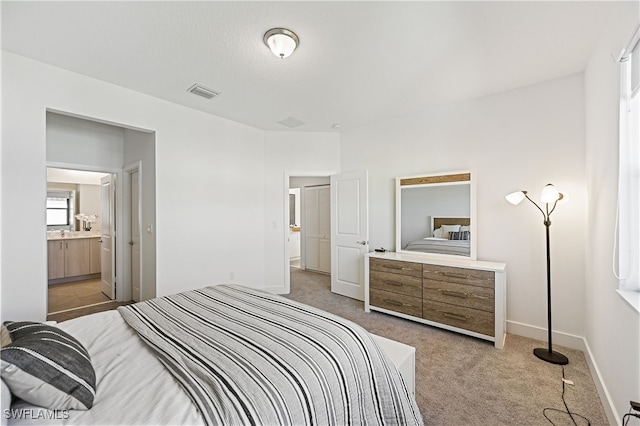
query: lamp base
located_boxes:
[533,347,569,365]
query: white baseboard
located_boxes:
[506,320,585,350]
[506,320,618,426]
[263,285,288,295]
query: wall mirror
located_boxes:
[395,171,476,259]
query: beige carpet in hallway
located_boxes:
[285,267,609,426]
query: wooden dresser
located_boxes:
[365,252,506,349]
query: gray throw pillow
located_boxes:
[0,322,95,410]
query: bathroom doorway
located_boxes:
[46,167,114,316]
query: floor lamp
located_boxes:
[506,184,569,365]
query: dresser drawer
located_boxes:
[370,270,422,298]
[422,299,494,336]
[370,289,422,318]
[370,258,423,278]
[422,264,494,289]
[422,280,494,312]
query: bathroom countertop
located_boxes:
[47,231,101,240]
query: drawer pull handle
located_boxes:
[442,312,469,322]
[383,299,417,308]
[440,289,468,298]
[386,265,414,271]
[442,272,469,279]
[386,281,404,287]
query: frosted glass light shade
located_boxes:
[540,184,560,204]
[505,191,526,205]
[264,28,299,59]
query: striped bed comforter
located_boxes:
[118,284,423,426]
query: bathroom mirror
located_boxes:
[395,171,476,259]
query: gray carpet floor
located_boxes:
[286,267,609,426]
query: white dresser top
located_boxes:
[366,251,506,272]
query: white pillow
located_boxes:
[440,224,461,239]
[460,225,471,233]
[433,227,443,238]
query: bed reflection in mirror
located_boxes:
[396,172,476,259]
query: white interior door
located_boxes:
[131,170,141,302]
[100,174,115,299]
[330,170,368,300]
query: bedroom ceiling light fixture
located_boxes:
[506,184,568,365]
[263,28,299,59]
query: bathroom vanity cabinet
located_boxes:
[47,234,101,283]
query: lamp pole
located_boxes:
[521,192,568,365]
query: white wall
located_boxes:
[47,111,124,168]
[77,184,101,231]
[1,51,267,321]
[341,74,587,342]
[584,3,639,423]
[263,132,340,293]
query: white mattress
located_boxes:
[9,310,203,425]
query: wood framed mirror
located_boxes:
[395,171,476,259]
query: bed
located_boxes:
[404,217,471,256]
[1,284,423,425]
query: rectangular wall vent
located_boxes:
[187,84,220,99]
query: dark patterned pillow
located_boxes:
[448,231,471,240]
[0,322,96,410]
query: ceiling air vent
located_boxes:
[277,116,306,128]
[187,84,220,99]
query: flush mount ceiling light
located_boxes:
[263,28,299,59]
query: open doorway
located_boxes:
[285,171,369,301]
[46,167,114,316]
[45,111,157,320]
[288,175,331,295]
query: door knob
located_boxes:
[356,240,368,245]
[129,241,134,246]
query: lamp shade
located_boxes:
[264,28,299,59]
[540,184,560,204]
[505,191,526,205]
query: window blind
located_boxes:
[617,24,640,292]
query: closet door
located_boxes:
[304,185,331,273]
[317,186,331,273]
[305,187,320,271]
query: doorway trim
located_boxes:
[123,161,142,302]
[45,161,125,304]
[283,170,337,294]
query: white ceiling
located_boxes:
[1,1,625,132]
